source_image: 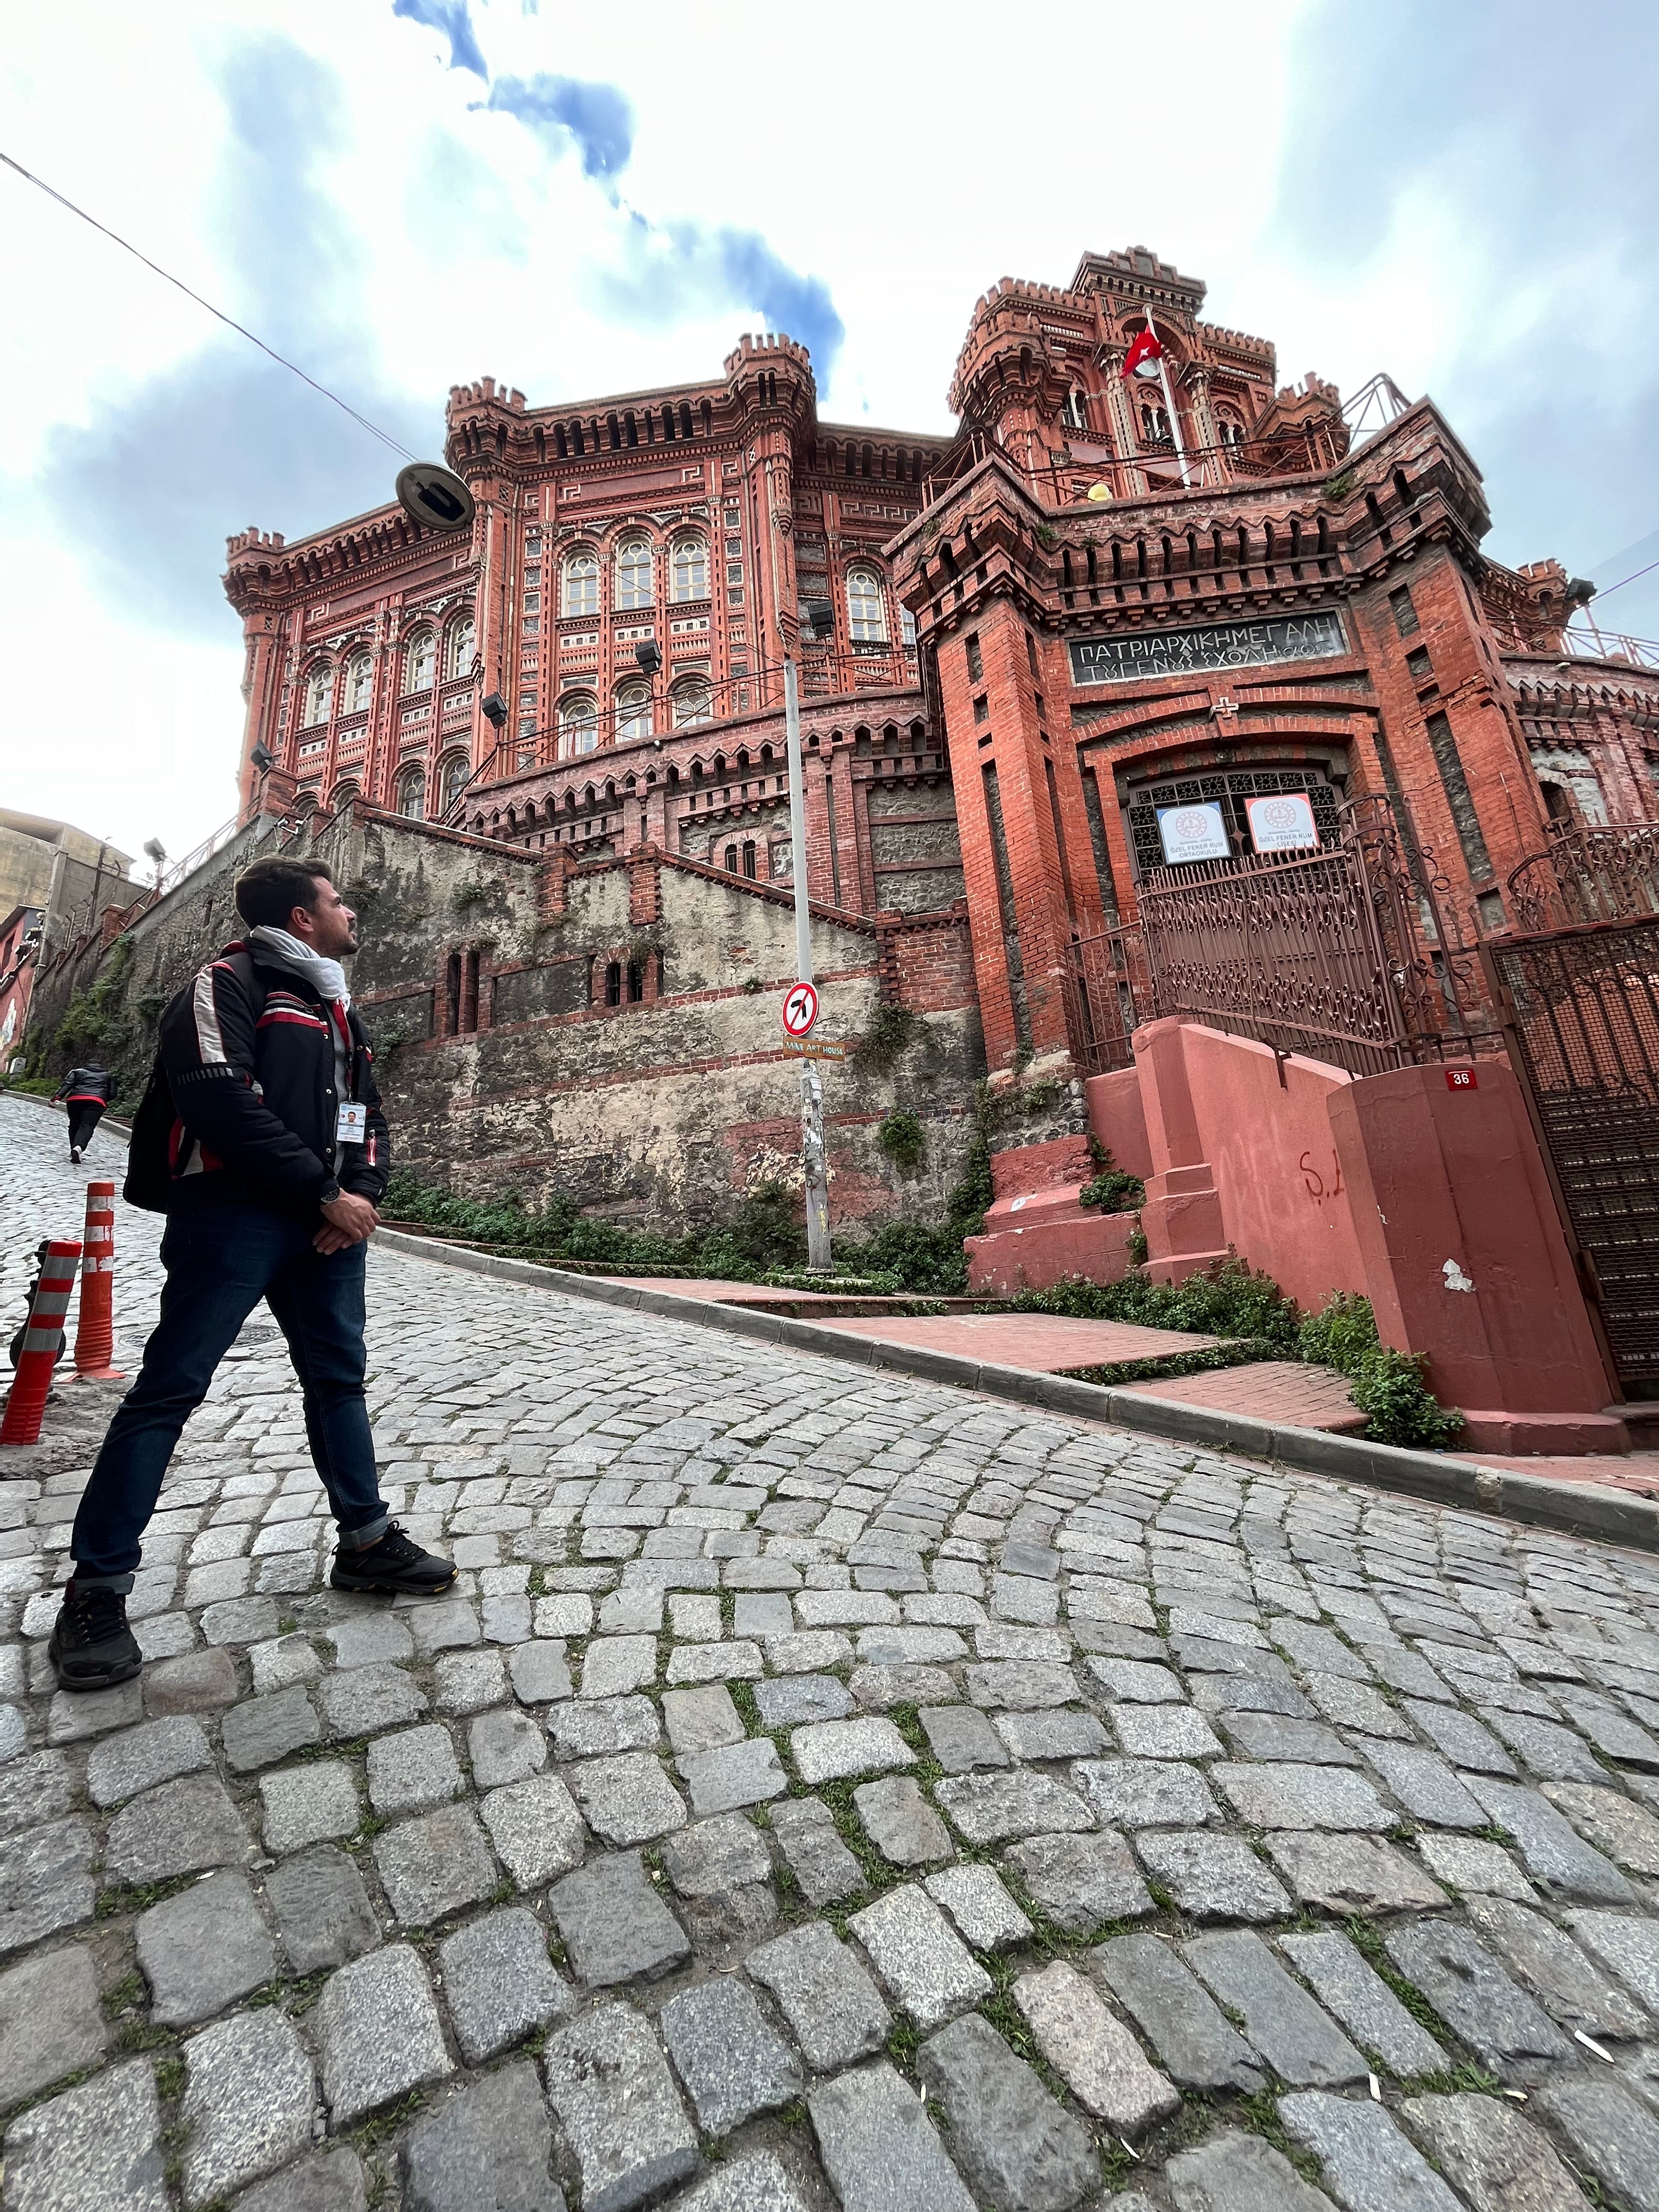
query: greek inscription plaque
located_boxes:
[1069,609,1347,684]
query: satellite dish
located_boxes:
[394,463,476,534]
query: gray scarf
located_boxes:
[249,926,351,1010]
[250,926,353,1101]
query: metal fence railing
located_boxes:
[1064,795,1487,1080]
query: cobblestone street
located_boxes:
[4,1091,1659,2212]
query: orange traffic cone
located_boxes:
[72,1181,123,1381]
[1,1240,82,1446]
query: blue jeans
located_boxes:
[72,1203,389,1588]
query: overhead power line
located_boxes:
[0,146,418,461]
[1593,553,1659,603]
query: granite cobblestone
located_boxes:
[7,1093,1659,2207]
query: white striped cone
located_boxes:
[2,1240,82,1446]
[73,1182,122,1380]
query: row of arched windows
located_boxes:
[393,752,472,822]
[300,613,475,729]
[555,676,714,755]
[559,535,709,617]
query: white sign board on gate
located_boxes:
[1246,791,1319,853]
[1156,801,1231,865]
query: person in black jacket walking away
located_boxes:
[49,855,453,1692]
[50,1064,112,1162]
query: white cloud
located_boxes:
[2,0,1654,866]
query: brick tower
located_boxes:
[889,246,1572,1083]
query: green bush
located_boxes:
[1011,1255,1300,1347]
[1350,1347,1465,1449]
[1297,1290,1380,1372]
[1077,1170,1145,1213]
[1299,1289,1463,1447]
[379,1171,804,1280]
[837,1220,969,1296]
[876,1109,927,1175]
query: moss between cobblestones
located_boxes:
[1237,2085,1325,2183]
[1400,2061,1505,2098]
[95,1872,199,1919]
[1340,1916,1461,2050]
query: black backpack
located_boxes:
[124,951,265,1213]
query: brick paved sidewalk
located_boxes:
[4,1093,1659,2212]
[1126,1358,1368,1434]
[805,1310,1226,1372]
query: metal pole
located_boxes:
[783,657,832,1269]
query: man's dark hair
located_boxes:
[234,857,335,932]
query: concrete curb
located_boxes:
[371,1226,1659,1555]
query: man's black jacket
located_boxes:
[126,941,390,1216]
[51,1066,112,1105]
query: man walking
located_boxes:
[49,855,453,1692]
[50,1063,112,1163]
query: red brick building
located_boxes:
[224,244,1659,1086]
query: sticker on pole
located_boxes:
[782,981,819,1039]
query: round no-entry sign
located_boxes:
[782,981,819,1039]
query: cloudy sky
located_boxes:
[2,0,1655,871]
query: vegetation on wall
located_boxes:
[22,939,142,1100]
[382,1171,810,1281]
[1077,1147,1145,1213]
[852,1002,918,1075]
[382,1094,998,1297]
[876,1109,927,1175]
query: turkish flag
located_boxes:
[1122,326,1163,380]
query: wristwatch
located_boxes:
[319,1180,342,1207]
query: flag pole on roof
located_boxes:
[1122,304,1194,491]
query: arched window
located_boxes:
[742,840,757,880]
[615,537,653,612]
[847,568,888,644]
[558,694,599,757]
[404,629,436,693]
[671,677,713,728]
[331,780,359,811]
[396,765,425,820]
[303,663,334,726]
[439,753,470,812]
[670,536,708,601]
[345,652,373,713]
[447,613,476,677]
[1140,404,1171,444]
[616,682,653,743]
[562,550,600,617]
[1217,416,1244,449]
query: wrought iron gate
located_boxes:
[1064,794,1476,1079]
[1482,826,1659,1397]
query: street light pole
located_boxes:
[782,656,832,1270]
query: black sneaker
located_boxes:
[48,1581,142,1691]
[70,1148,81,1164]
[331,1522,455,1595]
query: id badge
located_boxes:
[335,1103,368,1144]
